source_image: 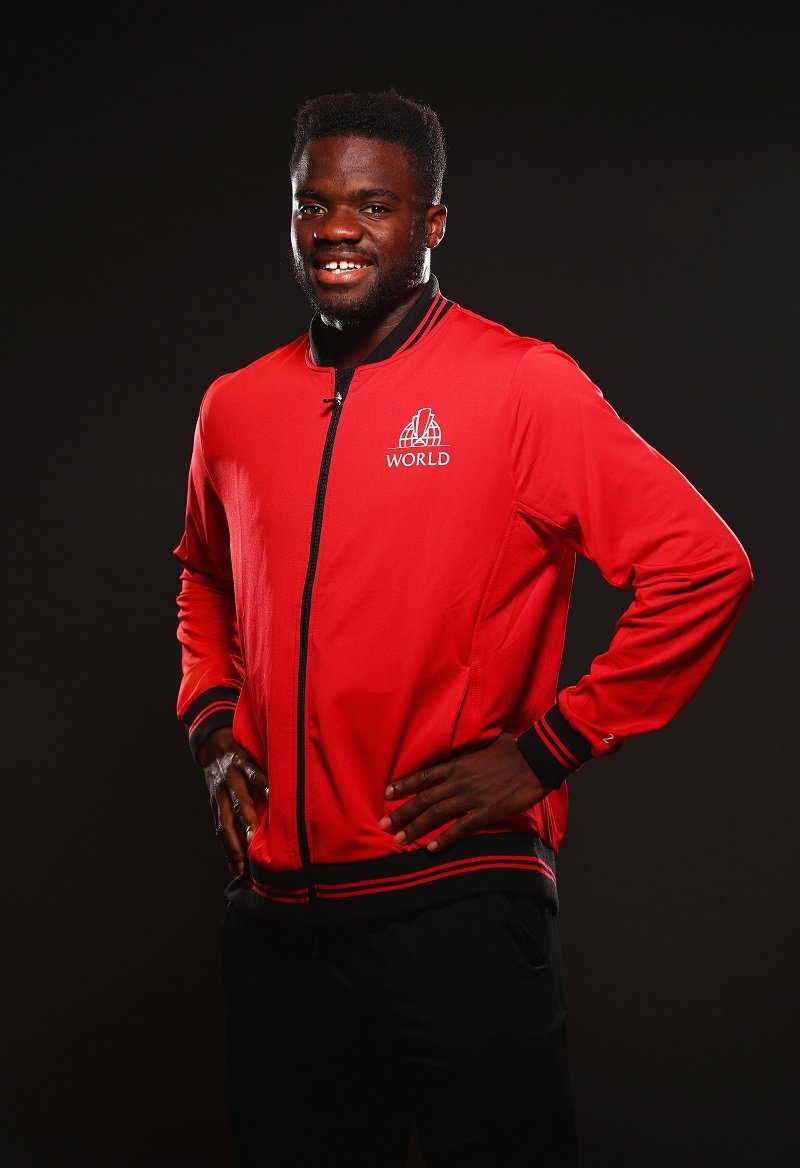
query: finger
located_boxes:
[214,787,246,875]
[381,777,461,830]
[425,807,483,853]
[381,789,470,845]
[232,752,269,794]
[204,751,236,802]
[384,764,448,801]
[225,772,260,841]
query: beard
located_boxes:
[291,224,429,326]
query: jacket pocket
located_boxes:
[449,665,473,748]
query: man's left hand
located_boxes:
[379,732,551,853]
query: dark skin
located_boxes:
[291,135,446,367]
[200,135,550,875]
[198,728,267,876]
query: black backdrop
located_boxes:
[3,4,798,1166]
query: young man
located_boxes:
[174,90,752,1167]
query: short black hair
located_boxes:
[291,88,446,205]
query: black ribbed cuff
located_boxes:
[516,704,593,789]
[182,686,239,763]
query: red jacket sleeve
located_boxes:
[509,345,753,788]
[174,393,243,761]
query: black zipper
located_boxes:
[296,367,354,920]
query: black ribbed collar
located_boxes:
[308,275,452,368]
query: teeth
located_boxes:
[323,261,366,270]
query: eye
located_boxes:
[297,203,325,216]
[364,204,390,215]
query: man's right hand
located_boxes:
[197,728,268,876]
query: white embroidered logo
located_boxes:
[387,407,451,467]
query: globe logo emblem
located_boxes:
[387,406,450,467]
[398,407,441,447]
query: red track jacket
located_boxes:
[174,278,752,923]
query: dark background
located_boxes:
[3,3,797,1165]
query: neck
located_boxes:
[317,282,430,369]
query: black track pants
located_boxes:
[220,891,578,1168]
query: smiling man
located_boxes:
[290,133,440,339]
[174,90,752,1167]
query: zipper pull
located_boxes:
[322,391,344,406]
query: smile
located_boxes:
[313,261,373,286]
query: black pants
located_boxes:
[220,891,578,1167]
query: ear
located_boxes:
[424,204,447,249]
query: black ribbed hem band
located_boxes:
[182,686,239,762]
[226,831,558,926]
[516,705,593,789]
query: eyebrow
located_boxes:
[295,187,401,202]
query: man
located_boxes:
[174,90,752,1167]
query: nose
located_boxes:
[312,206,362,244]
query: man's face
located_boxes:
[290,135,446,325]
